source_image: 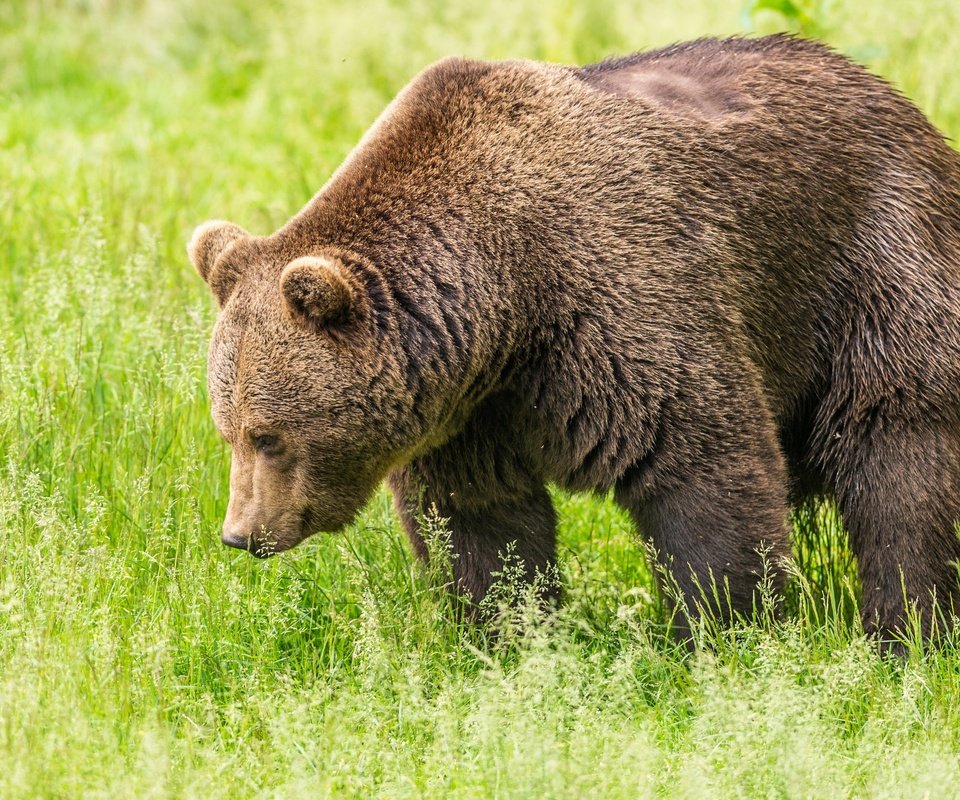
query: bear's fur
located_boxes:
[190,35,960,640]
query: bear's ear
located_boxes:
[280,256,358,337]
[187,219,250,286]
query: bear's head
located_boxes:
[188,220,410,557]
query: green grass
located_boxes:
[3,0,960,796]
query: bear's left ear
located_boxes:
[280,256,361,337]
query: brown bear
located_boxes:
[189,34,960,641]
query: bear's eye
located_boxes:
[252,433,281,455]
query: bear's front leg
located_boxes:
[388,466,558,613]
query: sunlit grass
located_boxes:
[3,0,960,796]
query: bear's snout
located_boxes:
[220,517,294,558]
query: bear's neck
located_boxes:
[284,188,531,451]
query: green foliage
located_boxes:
[2,0,960,796]
[741,0,835,36]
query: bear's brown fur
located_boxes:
[190,35,960,640]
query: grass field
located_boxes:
[4,0,960,797]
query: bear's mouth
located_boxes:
[222,523,295,559]
[249,539,278,559]
[222,507,340,558]
[221,529,279,558]
[247,509,316,558]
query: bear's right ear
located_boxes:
[187,220,251,303]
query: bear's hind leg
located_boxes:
[827,412,960,640]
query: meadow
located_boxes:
[3,0,960,796]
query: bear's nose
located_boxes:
[221,524,252,552]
